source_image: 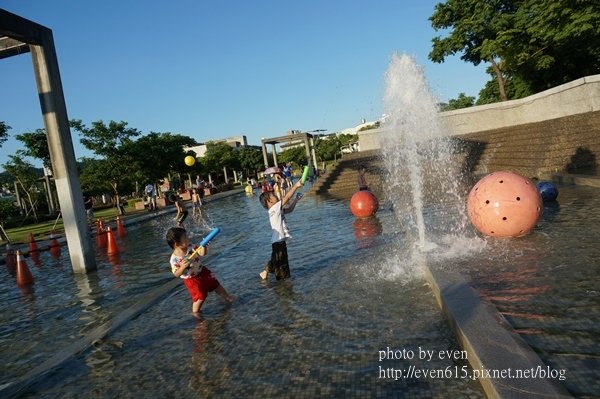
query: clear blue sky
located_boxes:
[0,0,489,168]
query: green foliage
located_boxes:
[3,155,39,189]
[71,119,141,157]
[0,121,10,148]
[15,129,52,169]
[203,142,240,175]
[508,0,600,92]
[2,154,43,221]
[476,74,532,105]
[78,157,113,194]
[0,199,19,223]
[124,132,196,184]
[237,146,264,176]
[70,120,141,210]
[441,93,475,111]
[279,146,307,166]
[338,134,358,147]
[430,0,600,103]
[315,135,342,162]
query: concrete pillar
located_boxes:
[272,144,278,167]
[303,136,314,177]
[310,137,318,175]
[30,33,96,273]
[233,170,238,183]
[261,141,269,168]
[43,172,56,214]
[223,166,228,183]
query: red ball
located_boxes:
[350,190,379,218]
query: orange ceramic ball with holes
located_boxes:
[467,171,543,237]
[350,190,379,218]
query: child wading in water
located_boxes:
[166,227,233,315]
[169,193,188,227]
[259,179,303,280]
[191,188,202,218]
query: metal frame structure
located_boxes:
[261,132,319,176]
[1,9,96,273]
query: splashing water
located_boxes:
[380,53,484,268]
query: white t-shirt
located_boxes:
[169,244,202,279]
[268,200,291,243]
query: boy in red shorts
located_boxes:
[166,227,233,315]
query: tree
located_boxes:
[315,135,342,162]
[15,129,59,214]
[441,93,476,111]
[70,119,141,214]
[429,0,516,101]
[15,129,52,169]
[0,121,10,148]
[237,146,264,178]
[430,0,600,103]
[78,157,113,195]
[338,133,358,148]
[507,0,600,93]
[202,141,240,182]
[278,146,307,167]
[0,199,19,226]
[123,132,197,191]
[3,154,42,222]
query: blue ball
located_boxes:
[536,181,559,202]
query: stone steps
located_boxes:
[313,111,600,199]
[461,111,600,176]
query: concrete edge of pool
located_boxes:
[424,266,573,399]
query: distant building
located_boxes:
[184,135,248,157]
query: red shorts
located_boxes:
[183,267,220,302]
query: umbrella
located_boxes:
[264,167,282,175]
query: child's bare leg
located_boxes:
[260,259,272,280]
[215,285,233,303]
[192,299,204,314]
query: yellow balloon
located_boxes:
[184,156,195,166]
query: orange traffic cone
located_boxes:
[30,248,41,267]
[106,226,120,255]
[5,243,16,270]
[116,216,126,237]
[16,250,34,286]
[50,230,61,259]
[28,233,39,253]
[97,220,107,248]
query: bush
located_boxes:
[0,199,19,223]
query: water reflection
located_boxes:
[352,216,383,241]
[74,272,102,308]
[189,310,233,395]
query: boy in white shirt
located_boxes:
[258,180,303,280]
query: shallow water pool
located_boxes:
[2,193,484,398]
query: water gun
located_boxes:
[300,166,310,185]
[182,227,221,263]
[200,227,221,247]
